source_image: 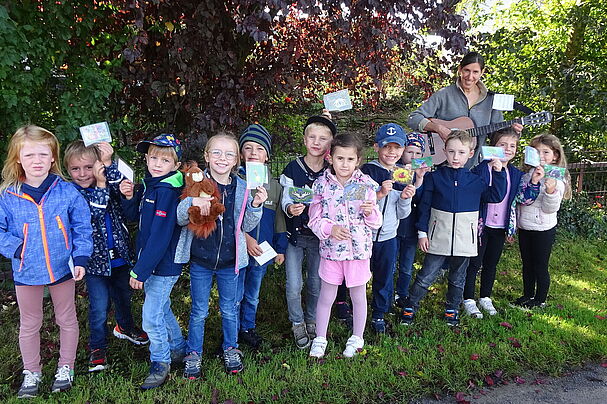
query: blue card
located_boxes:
[524,146,540,167]
[544,164,565,181]
[323,89,353,112]
[481,146,506,160]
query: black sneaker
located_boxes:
[523,299,546,309]
[511,296,533,307]
[17,370,42,398]
[141,361,170,390]
[89,348,107,372]
[223,348,244,374]
[336,301,353,329]
[371,318,386,334]
[444,309,459,326]
[400,307,415,325]
[183,352,202,380]
[239,328,263,349]
[113,325,149,345]
[394,296,407,310]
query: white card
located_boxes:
[253,241,278,266]
[323,89,353,112]
[79,121,112,146]
[492,94,515,111]
[246,162,267,189]
[117,158,134,182]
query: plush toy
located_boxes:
[181,165,225,239]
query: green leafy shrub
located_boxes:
[558,193,607,239]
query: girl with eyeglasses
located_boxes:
[175,131,266,377]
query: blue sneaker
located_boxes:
[400,307,415,325]
[371,318,386,334]
[444,309,459,326]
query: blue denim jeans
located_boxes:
[395,237,418,299]
[284,234,321,324]
[370,237,398,319]
[187,262,239,354]
[408,254,469,312]
[142,274,185,363]
[86,267,134,350]
[237,260,269,331]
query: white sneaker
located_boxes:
[463,299,483,319]
[479,297,498,315]
[309,336,328,358]
[343,335,364,358]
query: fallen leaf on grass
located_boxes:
[499,321,513,329]
[281,362,290,370]
[594,315,606,320]
[508,337,522,348]
[488,342,497,348]
[397,345,409,353]
[600,363,607,368]
[556,304,564,310]
[395,371,408,377]
[211,389,219,404]
[322,383,330,389]
[515,376,526,384]
[494,369,504,378]
[485,375,495,386]
[433,393,441,400]
[531,378,546,385]
[437,344,445,353]
[470,354,480,360]
[467,380,476,389]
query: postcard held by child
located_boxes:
[411,156,433,169]
[246,162,268,189]
[254,241,278,266]
[323,89,353,112]
[524,146,541,167]
[117,157,134,182]
[392,167,414,184]
[481,146,506,161]
[289,187,313,204]
[543,164,566,181]
[80,122,112,147]
[343,183,369,201]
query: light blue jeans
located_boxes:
[284,234,321,324]
[142,274,185,363]
[186,262,240,354]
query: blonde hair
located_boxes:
[304,122,333,138]
[63,140,100,171]
[1,125,64,194]
[204,131,241,172]
[445,130,474,150]
[148,144,179,163]
[529,133,572,200]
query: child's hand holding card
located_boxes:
[481,146,506,161]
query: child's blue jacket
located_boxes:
[0,177,93,285]
[122,170,183,282]
[72,161,133,276]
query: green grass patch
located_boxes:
[0,234,606,403]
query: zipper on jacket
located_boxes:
[451,171,458,256]
[56,216,69,249]
[214,215,224,270]
[36,204,55,283]
[430,220,437,240]
[18,223,29,272]
[471,223,475,244]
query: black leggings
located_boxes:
[518,227,557,303]
[464,227,506,300]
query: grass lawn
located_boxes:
[0,234,606,403]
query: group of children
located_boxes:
[0,114,570,397]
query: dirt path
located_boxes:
[412,363,607,404]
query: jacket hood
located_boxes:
[143,171,183,190]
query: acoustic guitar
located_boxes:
[422,111,553,165]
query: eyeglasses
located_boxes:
[208,149,238,161]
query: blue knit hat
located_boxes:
[136,134,182,159]
[239,124,272,156]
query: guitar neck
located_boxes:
[468,118,521,138]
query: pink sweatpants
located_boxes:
[15,279,79,372]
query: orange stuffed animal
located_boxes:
[181,165,225,239]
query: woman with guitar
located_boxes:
[408,52,523,168]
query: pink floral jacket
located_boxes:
[309,169,382,261]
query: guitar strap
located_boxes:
[488,91,535,115]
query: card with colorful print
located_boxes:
[343,183,368,201]
[392,167,414,184]
[411,156,433,169]
[481,146,506,160]
[524,146,541,167]
[543,164,566,181]
[79,121,112,147]
[289,187,313,204]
